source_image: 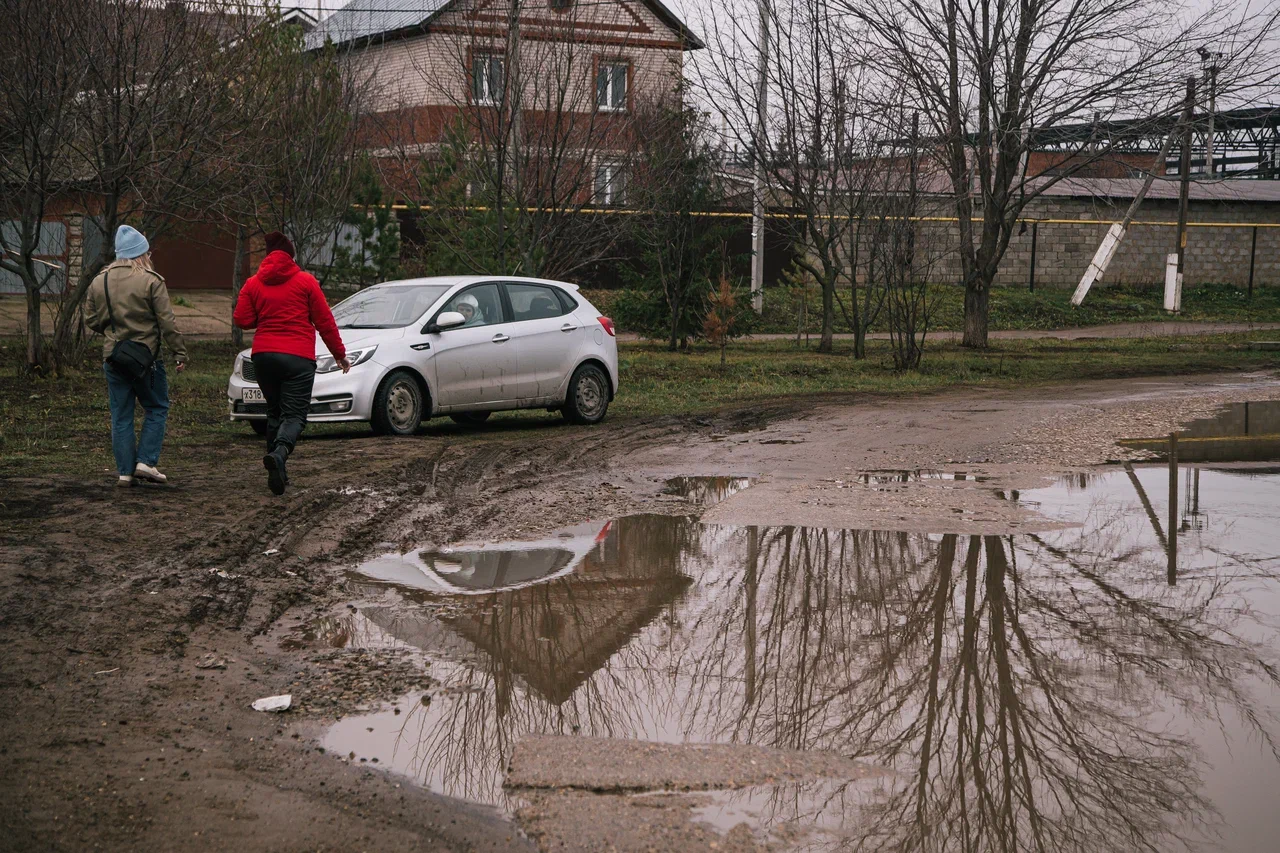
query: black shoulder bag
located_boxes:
[103,270,157,380]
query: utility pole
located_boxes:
[1199,47,1223,177]
[1169,75,1196,314]
[750,0,769,314]
[1072,110,1182,305]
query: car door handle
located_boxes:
[560,323,578,332]
[491,333,510,343]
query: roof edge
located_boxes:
[309,0,704,53]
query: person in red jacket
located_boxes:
[233,231,349,495]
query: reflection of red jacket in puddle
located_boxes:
[233,250,346,362]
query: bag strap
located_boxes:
[103,270,118,332]
[144,272,160,359]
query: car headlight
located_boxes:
[317,346,377,374]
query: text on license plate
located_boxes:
[242,388,265,402]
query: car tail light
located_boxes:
[597,316,615,337]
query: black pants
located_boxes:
[252,352,316,456]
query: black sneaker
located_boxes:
[263,451,288,496]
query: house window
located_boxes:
[596,62,628,112]
[594,162,626,205]
[549,0,572,9]
[472,54,504,105]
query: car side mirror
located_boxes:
[425,311,466,333]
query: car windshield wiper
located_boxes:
[338,323,392,329]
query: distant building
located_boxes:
[306,0,703,204]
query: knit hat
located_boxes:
[264,231,295,258]
[114,225,150,260]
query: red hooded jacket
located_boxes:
[233,251,346,362]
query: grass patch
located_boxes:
[612,335,1278,416]
[1,334,1275,475]
[584,282,1280,336]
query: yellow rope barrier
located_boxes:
[368,203,1280,228]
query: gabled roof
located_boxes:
[305,0,703,52]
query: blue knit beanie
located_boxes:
[114,225,150,260]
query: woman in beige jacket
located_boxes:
[84,225,188,486]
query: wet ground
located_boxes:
[3,373,1280,852]
[290,460,1280,852]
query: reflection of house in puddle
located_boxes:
[351,514,696,706]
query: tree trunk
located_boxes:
[962,276,990,348]
[818,279,835,353]
[668,294,680,352]
[854,324,866,360]
[231,224,248,349]
[25,283,45,374]
[52,207,116,363]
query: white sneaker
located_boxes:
[117,475,134,487]
[134,463,167,484]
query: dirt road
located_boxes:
[2,371,1277,851]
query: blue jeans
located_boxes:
[104,360,170,476]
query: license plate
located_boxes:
[242,388,265,402]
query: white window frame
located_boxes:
[594,161,626,205]
[596,62,628,112]
[472,53,504,106]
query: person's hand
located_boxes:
[338,356,351,374]
[176,360,188,373]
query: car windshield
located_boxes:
[331,284,450,329]
[423,548,575,591]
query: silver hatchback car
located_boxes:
[227,276,619,435]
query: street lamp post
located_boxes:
[1198,46,1224,177]
[751,0,770,314]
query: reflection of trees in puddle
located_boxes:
[662,476,754,507]
[345,502,1280,849]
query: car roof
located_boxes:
[371,275,581,291]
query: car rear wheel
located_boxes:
[563,363,609,425]
[450,412,491,427]
[249,419,268,437]
[371,370,424,436]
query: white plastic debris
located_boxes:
[264,548,280,556]
[251,694,292,712]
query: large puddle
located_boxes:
[312,468,1280,852]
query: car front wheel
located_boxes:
[371,370,424,436]
[563,363,610,425]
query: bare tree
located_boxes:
[701,0,871,354]
[843,0,1278,347]
[0,0,84,373]
[231,35,371,276]
[41,0,263,367]
[362,0,679,280]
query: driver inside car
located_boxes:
[454,293,485,327]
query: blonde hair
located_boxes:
[128,252,154,274]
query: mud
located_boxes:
[2,372,1279,852]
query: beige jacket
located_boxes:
[84,260,187,363]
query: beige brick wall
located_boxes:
[352,0,685,114]
[843,196,1280,289]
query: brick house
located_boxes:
[306,0,704,205]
